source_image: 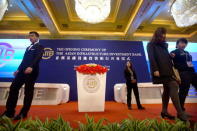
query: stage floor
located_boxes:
[0,102,197,128]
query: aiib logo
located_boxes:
[0,43,15,67]
[83,75,100,93]
[42,48,54,59]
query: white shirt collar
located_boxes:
[28,39,39,50]
[32,39,39,45]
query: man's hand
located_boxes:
[131,79,137,83]
[13,70,19,76]
[24,67,33,74]
[154,71,160,77]
[170,53,176,58]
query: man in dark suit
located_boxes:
[171,38,197,111]
[1,31,44,120]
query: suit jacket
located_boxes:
[124,68,137,83]
[171,49,195,72]
[147,42,174,84]
[18,43,44,73]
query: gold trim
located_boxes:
[151,19,175,25]
[0,30,50,35]
[0,30,123,36]
[110,0,122,22]
[1,30,196,39]
[42,0,61,32]
[64,0,122,22]
[124,0,143,34]
[59,31,124,36]
[3,16,31,21]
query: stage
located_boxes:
[0,102,196,128]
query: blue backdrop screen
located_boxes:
[1,39,197,100]
[0,39,150,100]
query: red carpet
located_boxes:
[0,102,197,128]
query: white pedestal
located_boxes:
[76,72,106,112]
[114,83,163,104]
[114,83,197,104]
[0,82,70,105]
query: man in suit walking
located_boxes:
[1,31,44,120]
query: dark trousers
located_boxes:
[179,71,197,110]
[5,71,38,116]
[126,82,141,108]
[191,73,197,89]
[162,80,182,114]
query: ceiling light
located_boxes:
[171,0,197,27]
[0,0,8,21]
[75,0,111,24]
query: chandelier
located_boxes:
[171,0,197,27]
[0,0,8,21]
[75,0,111,24]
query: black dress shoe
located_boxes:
[128,107,132,110]
[0,112,14,118]
[138,106,145,110]
[0,112,6,117]
[13,114,27,120]
[185,112,192,118]
[177,112,188,122]
[161,112,175,120]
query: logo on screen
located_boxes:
[42,48,54,59]
[83,75,100,93]
[0,43,15,67]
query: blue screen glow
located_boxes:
[0,39,30,78]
